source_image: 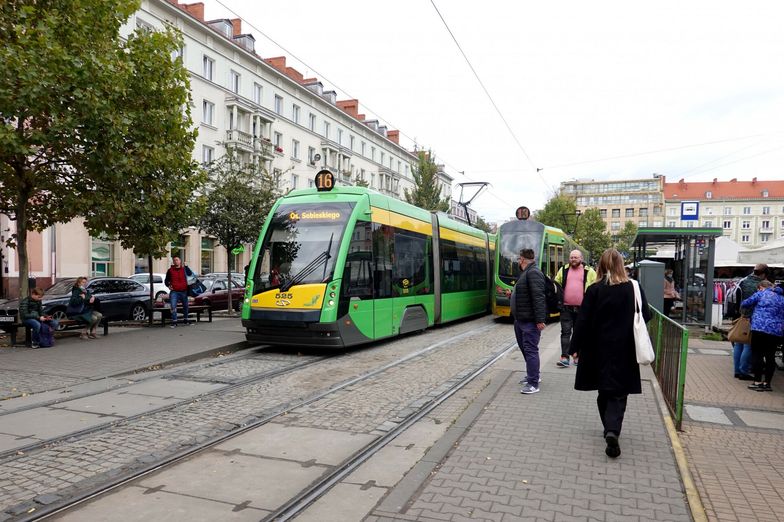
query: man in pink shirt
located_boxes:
[553,250,596,367]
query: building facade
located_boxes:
[663,177,784,249]
[559,175,665,237]
[1,0,454,297]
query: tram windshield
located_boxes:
[498,229,542,285]
[254,202,355,292]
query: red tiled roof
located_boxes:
[664,177,784,200]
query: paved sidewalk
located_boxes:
[370,326,693,521]
[0,317,248,401]
[680,337,784,521]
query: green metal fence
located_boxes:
[647,306,690,430]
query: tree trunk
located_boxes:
[16,188,29,300]
[226,246,233,317]
[148,254,154,326]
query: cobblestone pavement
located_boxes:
[367,336,691,522]
[680,338,784,522]
[0,316,507,516]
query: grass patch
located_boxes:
[701,332,724,341]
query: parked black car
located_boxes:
[0,277,151,330]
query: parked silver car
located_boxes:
[129,273,169,299]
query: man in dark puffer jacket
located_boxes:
[512,248,547,394]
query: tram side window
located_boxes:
[440,239,486,292]
[372,224,394,298]
[392,229,432,296]
[342,221,373,299]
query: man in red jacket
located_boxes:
[164,257,193,327]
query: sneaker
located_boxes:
[170,323,177,329]
[519,376,543,384]
[755,384,772,392]
[31,343,40,349]
[183,321,192,326]
[748,382,764,390]
[520,383,540,394]
[736,374,754,381]
[605,432,621,458]
[556,357,570,368]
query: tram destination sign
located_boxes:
[515,206,531,220]
[315,170,334,192]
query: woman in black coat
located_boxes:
[570,248,651,458]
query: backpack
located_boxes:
[38,323,55,348]
[545,276,563,315]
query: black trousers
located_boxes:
[751,330,782,384]
[597,391,628,437]
[560,307,580,357]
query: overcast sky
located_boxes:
[201,0,784,224]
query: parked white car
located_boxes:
[128,273,169,299]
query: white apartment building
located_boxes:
[1,0,449,297]
[664,177,784,249]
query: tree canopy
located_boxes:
[199,147,280,312]
[574,208,612,264]
[0,0,201,297]
[404,151,450,212]
[535,195,579,234]
[614,221,639,260]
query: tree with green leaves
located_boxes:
[535,195,579,234]
[473,215,494,233]
[0,0,200,299]
[353,174,369,188]
[614,221,638,260]
[199,147,280,314]
[404,151,450,212]
[575,208,612,264]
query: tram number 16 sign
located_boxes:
[515,206,531,220]
[315,170,335,192]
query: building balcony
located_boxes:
[253,137,274,159]
[226,129,254,152]
[759,228,774,234]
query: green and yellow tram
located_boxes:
[241,176,494,347]
[492,217,583,319]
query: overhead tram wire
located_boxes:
[210,0,521,214]
[675,137,774,179]
[428,0,550,191]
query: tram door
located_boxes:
[342,221,375,339]
[372,223,395,338]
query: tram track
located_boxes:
[6,320,503,521]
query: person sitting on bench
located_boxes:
[67,277,103,340]
[20,287,59,348]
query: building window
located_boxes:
[625,208,634,217]
[380,151,385,165]
[611,222,620,231]
[291,139,299,159]
[639,220,648,227]
[611,209,620,218]
[723,207,732,215]
[763,190,769,198]
[202,55,214,81]
[273,132,282,148]
[668,207,677,216]
[761,235,769,243]
[686,221,694,228]
[743,206,751,215]
[723,220,731,229]
[308,146,316,164]
[371,173,376,188]
[201,238,214,274]
[253,83,262,104]
[274,95,283,115]
[669,221,676,227]
[741,234,750,243]
[639,208,648,217]
[202,100,214,126]
[91,237,115,277]
[371,146,376,161]
[703,221,713,227]
[323,121,330,139]
[202,145,214,165]
[229,70,240,94]
[361,142,367,156]
[762,206,770,215]
[292,104,300,124]
[761,220,770,229]
[742,220,751,229]
[350,135,355,151]
[337,128,343,146]
[705,191,712,199]
[291,174,298,190]
[309,113,316,131]
[653,220,663,227]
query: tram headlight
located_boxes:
[328,299,335,306]
[329,291,336,298]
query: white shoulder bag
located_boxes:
[631,280,655,365]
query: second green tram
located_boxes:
[492,219,584,319]
[241,185,495,347]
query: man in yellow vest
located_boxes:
[554,250,596,367]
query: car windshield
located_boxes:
[497,221,543,285]
[46,280,76,295]
[254,202,354,292]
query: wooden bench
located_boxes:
[0,316,108,346]
[152,304,212,326]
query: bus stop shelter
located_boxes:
[632,227,724,327]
